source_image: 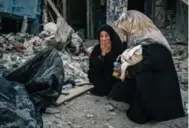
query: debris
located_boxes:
[105,104,114,112]
[70,33,83,54]
[67,121,73,126]
[21,16,28,34]
[62,83,74,91]
[109,112,117,116]
[45,107,60,114]
[92,120,96,124]
[0,31,89,83]
[55,17,74,50]
[55,113,61,118]
[85,114,94,119]
[44,22,57,34]
[180,73,188,84]
[105,123,114,128]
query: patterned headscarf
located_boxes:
[115,10,171,51]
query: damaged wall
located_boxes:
[153,0,167,28]
[106,0,188,43]
[106,0,127,23]
[175,0,188,42]
[106,0,127,41]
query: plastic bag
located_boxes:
[5,48,65,110]
[0,77,42,128]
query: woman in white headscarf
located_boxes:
[109,10,185,124]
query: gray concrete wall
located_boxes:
[106,0,128,41]
[153,0,167,28]
[175,0,188,42]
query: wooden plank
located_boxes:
[42,6,48,24]
[55,84,94,105]
[21,15,28,33]
[46,0,62,17]
[48,11,55,23]
[63,0,67,21]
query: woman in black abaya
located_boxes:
[109,10,185,124]
[87,24,124,96]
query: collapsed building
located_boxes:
[50,0,188,42]
[0,0,188,42]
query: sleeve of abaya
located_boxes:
[127,56,156,77]
[88,47,118,87]
[88,47,106,86]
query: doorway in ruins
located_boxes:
[66,0,106,39]
[66,0,87,38]
[128,0,145,13]
[127,0,154,20]
[91,0,107,39]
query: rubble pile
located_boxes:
[161,26,188,114]
[161,23,187,44]
[171,44,188,114]
[0,28,90,84]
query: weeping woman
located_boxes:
[88,24,124,96]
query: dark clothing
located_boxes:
[88,24,124,96]
[88,45,120,96]
[109,42,185,124]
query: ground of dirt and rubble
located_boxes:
[42,93,188,128]
[42,38,188,128]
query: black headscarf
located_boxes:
[88,24,123,96]
[98,24,124,55]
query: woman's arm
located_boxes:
[88,46,106,86]
[88,45,118,87]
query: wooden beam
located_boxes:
[55,84,94,105]
[63,0,67,21]
[48,11,55,23]
[42,6,48,24]
[21,15,28,33]
[46,0,62,17]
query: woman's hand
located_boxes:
[100,42,111,56]
[99,30,112,56]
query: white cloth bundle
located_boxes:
[119,45,143,81]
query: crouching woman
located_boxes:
[87,24,124,96]
[109,10,185,124]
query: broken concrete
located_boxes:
[0,26,89,84]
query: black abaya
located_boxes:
[109,41,185,123]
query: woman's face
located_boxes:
[100,31,111,48]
